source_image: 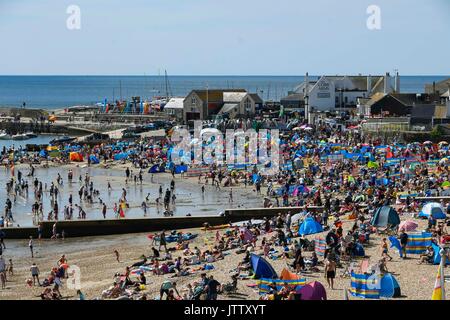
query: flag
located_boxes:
[432,251,446,300]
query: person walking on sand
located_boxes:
[229,188,233,203]
[113,250,120,263]
[380,238,393,261]
[324,256,336,290]
[0,256,5,290]
[399,230,409,259]
[29,236,34,258]
[30,262,40,286]
[102,203,107,219]
[158,230,168,252]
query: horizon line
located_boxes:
[0,74,449,77]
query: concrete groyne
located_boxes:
[0,206,321,239]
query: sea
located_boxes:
[0,75,448,110]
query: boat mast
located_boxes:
[119,80,122,102]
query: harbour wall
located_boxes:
[0,206,323,239]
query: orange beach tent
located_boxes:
[69,152,84,162]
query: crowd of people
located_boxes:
[1,119,450,300]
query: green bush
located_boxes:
[430,126,444,139]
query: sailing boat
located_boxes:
[150,69,172,110]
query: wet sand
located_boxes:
[2,163,264,226]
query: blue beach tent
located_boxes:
[432,243,450,265]
[353,243,365,257]
[380,273,401,298]
[174,165,188,174]
[370,206,400,228]
[149,164,165,174]
[298,217,323,236]
[89,155,100,164]
[114,153,128,161]
[418,203,447,219]
[250,254,277,279]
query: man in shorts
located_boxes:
[324,256,336,289]
[30,263,40,286]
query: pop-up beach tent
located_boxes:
[89,155,100,164]
[298,281,327,300]
[432,243,450,265]
[149,164,165,173]
[69,152,83,162]
[380,273,401,298]
[280,268,300,280]
[353,243,365,257]
[370,206,400,228]
[251,254,277,279]
[298,217,323,236]
[418,202,447,219]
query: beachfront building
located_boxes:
[182,89,261,123]
[163,97,184,122]
[359,93,441,117]
[281,72,399,114]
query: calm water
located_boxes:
[1,166,263,227]
[0,135,60,151]
[0,75,448,109]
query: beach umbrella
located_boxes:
[423,141,433,145]
[442,181,450,188]
[292,127,302,131]
[367,161,379,169]
[399,220,418,232]
[304,127,313,131]
[439,141,449,146]
[291,213,303,225]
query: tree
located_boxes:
[430,125,444,140]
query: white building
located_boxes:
[164,97,184,121]
[284,72,398,113]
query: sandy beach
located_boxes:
[0,202,439,300]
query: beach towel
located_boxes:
[350,272,380,299]
[257,278,306,295]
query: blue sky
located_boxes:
[0,0,449,75]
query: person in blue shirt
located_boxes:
[77,290,85,300]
